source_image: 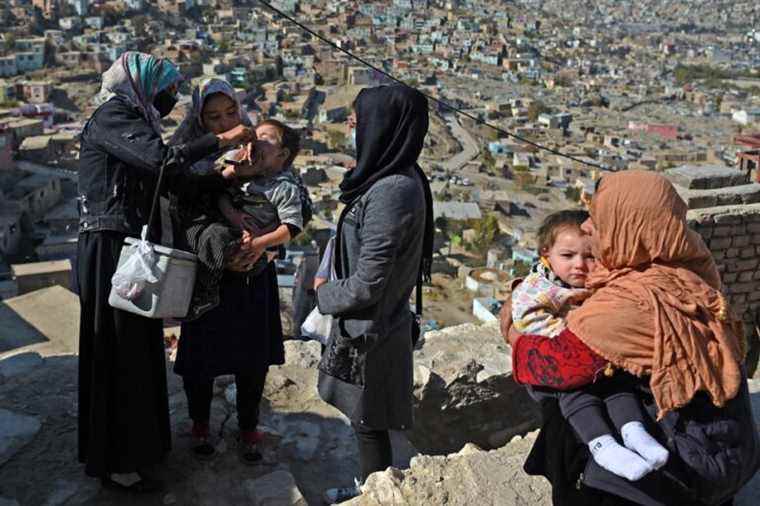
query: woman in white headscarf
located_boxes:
[77,53,254,492]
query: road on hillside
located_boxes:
[441,113,481,173]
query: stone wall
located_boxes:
[667,165,760,371]
[687,203,760,322]
[666,166,760,325]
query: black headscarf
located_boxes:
[339,85,434,282]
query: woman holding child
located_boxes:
[169,78,310,464]
[502,171,760,505]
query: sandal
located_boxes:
[239,430,263,465]
[191,422,215,460]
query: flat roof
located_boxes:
[11,259,72,277]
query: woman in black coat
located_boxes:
[76,53,253,491]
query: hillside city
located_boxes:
[1,1,760,505]
[1,0,760,328]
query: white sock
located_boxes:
[621,421,669,469]
[589,434,654,481]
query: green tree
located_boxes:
[527,100,551,122]
[564,186,582,202]
[2,34,16,52]
[481,148,496,174]
[470,214,500,258]
[435,215,451,255]
[512,260,531,278]
[327,129,346,149]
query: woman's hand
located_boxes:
[217,125,255,148]
[499,295,521,348]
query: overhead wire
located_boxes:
[256,0,609,171]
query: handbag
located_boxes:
[108,159,198,319]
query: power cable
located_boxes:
[256,0,609,171]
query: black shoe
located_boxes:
[192,435,215,461]
[191,422,215,461]
[239,439,263,465]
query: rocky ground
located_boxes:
[0,323,759,506]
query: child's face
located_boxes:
[544,228,596,288]
[250,124,289,175]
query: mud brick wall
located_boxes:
[688,203,760,323]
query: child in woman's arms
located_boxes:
[512,210,669,481]
[218,119,313,264]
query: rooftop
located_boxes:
[11,260,72,278]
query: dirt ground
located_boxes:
[0,343,416,506]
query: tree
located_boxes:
[481,148,496,174]
[564,186,582,202]
[470,214,500,258]
[327,129,346,150]
[218,38,231,53]
[527,100,551,122]
[512,260,531,278]
[2,34,15,52]
[435,216,451,255]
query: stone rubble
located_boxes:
[409,322,540,454]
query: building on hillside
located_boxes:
[11,259,72,295]
[13,38,46,73]
[20,81,52,104]
[0,207,23,258]
[735,132,760,182]
[7,174,63,221]
[0,56,18,78]
[433,201,482,222]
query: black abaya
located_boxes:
[174,263,285,379]
[77,231,171,477]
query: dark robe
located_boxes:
[174,262,284,379]
[77,231,171,477]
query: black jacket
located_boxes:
[525,372,760,506]
[78,96,219,236]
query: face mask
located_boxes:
[153,89,178,118]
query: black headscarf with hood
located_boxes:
[339,84,434,282]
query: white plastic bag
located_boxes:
[111,227,159,301]
[301,306,333,345]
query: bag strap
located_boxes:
[145,157,169,240]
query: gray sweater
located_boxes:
[316,167,425,430]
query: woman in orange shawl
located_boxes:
[504,171,760,506]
